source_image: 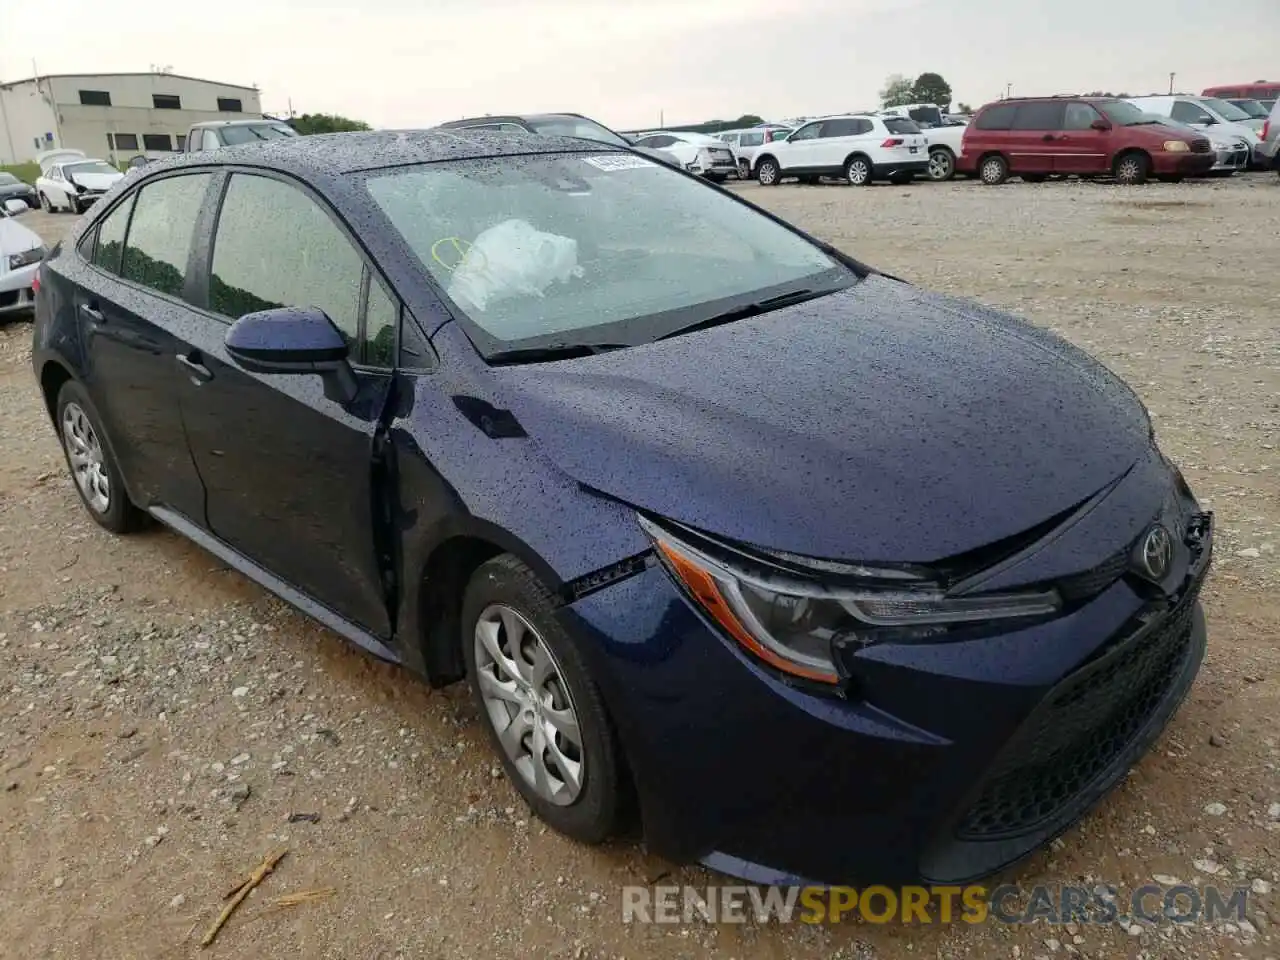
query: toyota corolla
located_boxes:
[30,130,1212,885]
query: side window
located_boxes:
[1063,102,1102,131]
[741,132,764,147]
[638,135,676,148]
[90,195,135,275]
[202,129,221,151]
[975,103,1017,130]
[1012,102,1066,130]
[821,119,855,138]
[364,278,398,368]
[209,174,363,352]
[1171,101,1211,124]
[120,174,212,298]
[789,122,823,141]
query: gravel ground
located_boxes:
[1,173,1277,959]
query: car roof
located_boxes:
[131,128,615,178]
[191,119,294,129]
[439,113,594,128]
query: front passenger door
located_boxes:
[176,172,397,637]
[782,121,825,172]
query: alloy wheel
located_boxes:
[928,149,954,181]
[474,603,585,806]
[1115,157,1144,184]
[758,162,778,185]
[981,158,1006,184]
[61,402,111,514]
[847,159,871,185]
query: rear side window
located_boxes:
[883,118,921,134]
[121,174,212,298]
[974,103,1017,130]
[1012,102,1066,130]
[89,195,135,274]
[822,119,859,138]
[740,132,764,146]
[209,174,363,352]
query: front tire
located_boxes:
[39,192,52,212]
[844,156,873,186]
[462,555,624,844]
[756,157,781,186]
[1114,151,1150,185]
[927,148,955,181]
[55,380,144,534]
[979,154,1009,185]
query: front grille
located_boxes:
[1190,138,1212,153]
[1056,541,1132,602]
[955,574,1202,841]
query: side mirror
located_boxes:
[3,198,29,215]
[1090,119,1111,131]
[225,306,356,403]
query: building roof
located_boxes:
[0,72,259,92]
[141,128,616,177]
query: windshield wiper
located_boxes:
[487,342,629,366]
[658,288,834,341]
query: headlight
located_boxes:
[1210,141,1230,151]
[7,246,45,270]
[1163,140,1191,153]
[639,515,1061,686]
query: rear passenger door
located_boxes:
[175,171,398,637]
[73,172,215,520]
[1008,101,1066,174]
[811,118,863,171]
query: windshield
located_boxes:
[66,161,118,177]
[1202,98,1251,122]
[1229,99,1270,119]
[220,124,300,145]
[0,173,17,185]
[363,153,851,357]
[525,117,630,148]
[1094,100,1158,126]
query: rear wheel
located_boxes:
[738,158,751,180]
[844,156,872,186]
[756,158,781,186]
[462,555,624,844]
[55,380,144,534]
[1114,151,1150,185]
[979,154,1009,185]
[927,147,955,181]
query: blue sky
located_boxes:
[2,0,1276,129]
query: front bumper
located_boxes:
[0,261,38,316]
[1209,143,1251,172]
[563,482,1212,885]
[1155,152,1216,175]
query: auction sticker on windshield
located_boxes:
[583,154,654,171]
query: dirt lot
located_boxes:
[1,174,1278,960]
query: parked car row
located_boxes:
[959,95,1280,186]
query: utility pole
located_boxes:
[1006,82,1013,100]
[1168,72,1176,94]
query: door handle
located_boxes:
[1042,134,1058,142]
[79,302,105,324]
[176,351,213,383]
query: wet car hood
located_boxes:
[489,275,1153,563]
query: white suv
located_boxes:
[717,127,793,179]
[751,115,929,186]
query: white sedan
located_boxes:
[0,199,45,319]
[630,131,738,181]
[35,149,124,214]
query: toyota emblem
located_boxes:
[1138,524,1174,581]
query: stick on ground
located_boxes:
[201,847,288,948]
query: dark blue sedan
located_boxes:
[30,130,1212,885]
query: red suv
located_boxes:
[958,97,1215,185]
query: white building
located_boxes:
[0,72,263,165]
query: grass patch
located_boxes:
[1,162,41,185]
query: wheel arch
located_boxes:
[1112,147,1152,174]
[406,517,566,687]
[843,151,873,169]
[39,358,75,425]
